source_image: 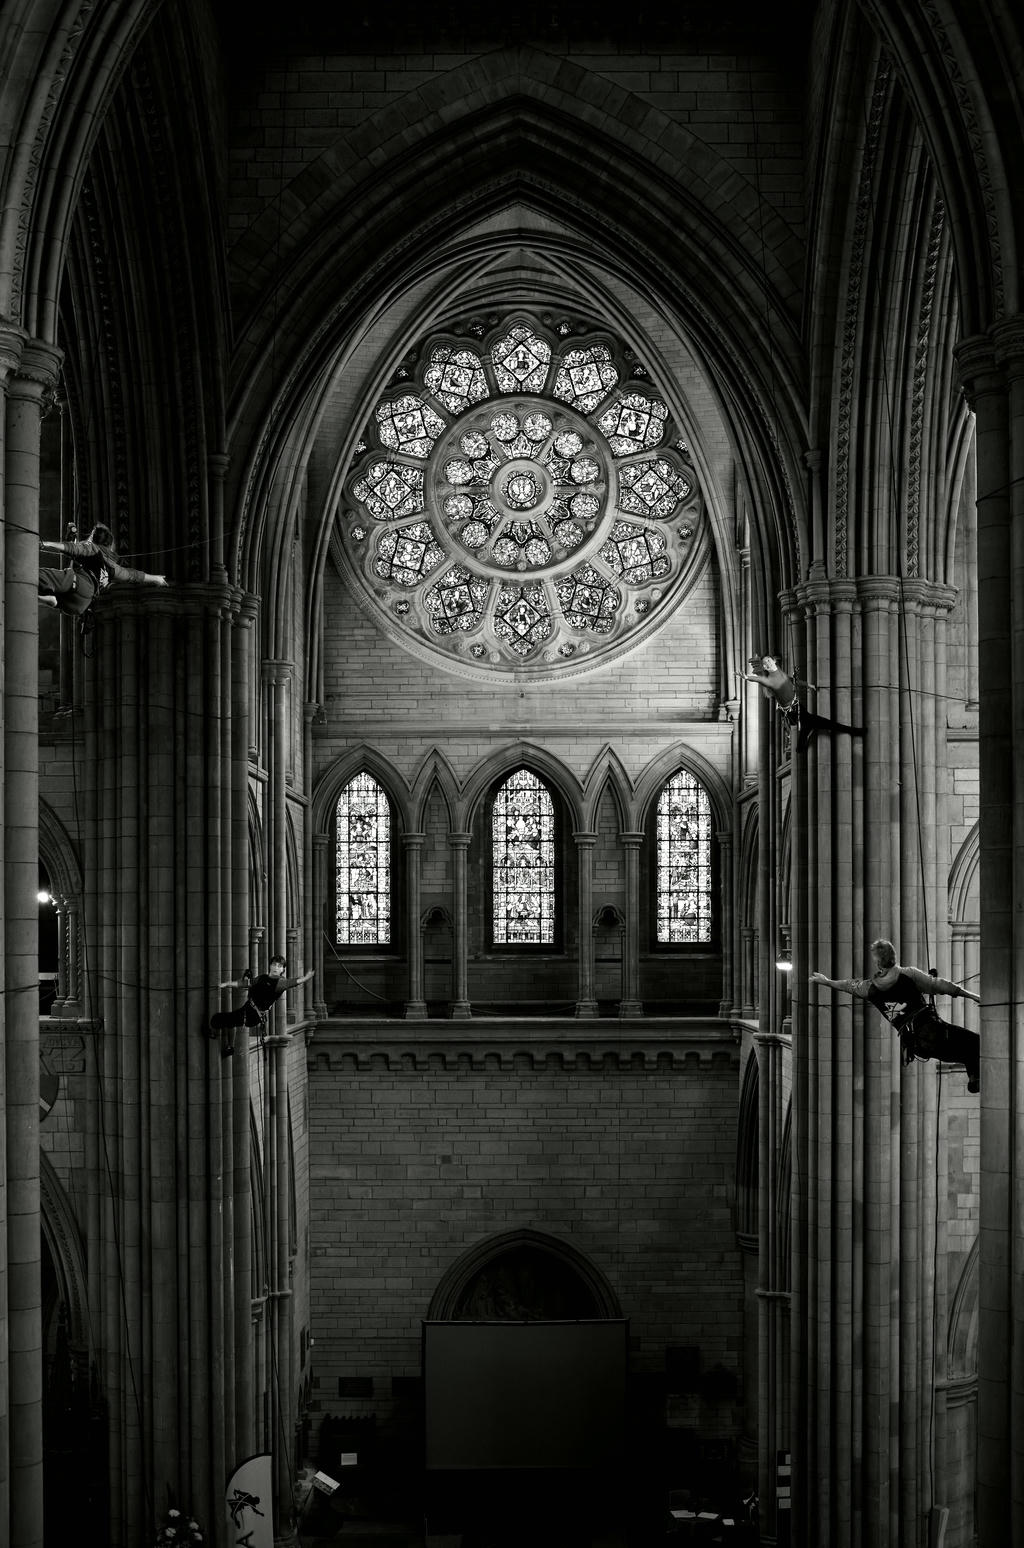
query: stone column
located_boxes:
[956,323,1024,1546]
[790,570,964,1545]
[403,833,427,1018]
[51,889,83,1016]
[739,928,755,1019]
[262,661,292,971]
[619,832,644,1016]
[738,542,759,786]
[79,584,254,1545]
[312,835,329,1020]
[1,330,60,1548]
[755,1029,790,1534]
[447,833,472,1019]
[265,1030,296,1541]
[302,705,319,1023]
[573,832,598,1017]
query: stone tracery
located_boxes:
[341,313,703,674]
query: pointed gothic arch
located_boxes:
[427,1228,622,1322]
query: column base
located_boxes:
[404,1000,428,1019]
[618,999,644,1018]
[449,1001,472,1020]
[575,999,599,1018]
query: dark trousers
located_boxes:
[39,566,97,616]
[786,704,862,752]
[210,1001,264,1031]
[904,1016,979,1085]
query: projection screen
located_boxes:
[423,1319,628,1471]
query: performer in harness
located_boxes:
[811,938,980,1092]
[208,956,315,1058]
[739,653,862,752]
[38,523,168,617]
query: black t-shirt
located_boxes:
[247,973,286,1012]
[866,972,929,1031]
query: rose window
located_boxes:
[339,313,706,678]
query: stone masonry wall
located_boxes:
[306,1034,744,1447]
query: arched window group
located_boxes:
[332,764,716,951]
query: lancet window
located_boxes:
[655,769,714,945]
[491,769,557,946]
[335,773,392,946]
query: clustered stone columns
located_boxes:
[260,659,306,1536]
[312,834,329,1019]
[447,832,472,1019]
[79,584,256,1545]
[754,1027,790,1535]
[788,572,958,1545]
[619,832,644,1017]
[955,320,1024,1546]
[402,832,427,1018]
[573,831,598,1018]
[0,328,61,1548]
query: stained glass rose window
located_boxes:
[338,313,704,677]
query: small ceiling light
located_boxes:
[775,948,792,972]
[37,890,52,905]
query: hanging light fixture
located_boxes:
[775,942,792,971]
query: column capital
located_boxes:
[620,831,645,848]
[852,575,903,609]
[803,447,824,472]
[0,321,28,379]
[261,658,293,685]
[891,577,958,615]
[792,577,859,615]
[572,830,598,848]
[992,313,1024,372]
[9,337,63,398]
[313,833,330,852]
[208,451,231,478]
[447,831,472,850]
[953,332,1002,407]
[97,580,252,623]
[849,574,957,614]
[401,831,427,851]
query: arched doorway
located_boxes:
[424,1232,627,1546]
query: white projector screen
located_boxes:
[423,1319,628,1471]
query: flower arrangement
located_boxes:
[155,1506,204,1544]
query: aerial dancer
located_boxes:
[209,956,315,1058]
[811,937,980,1092]
[38,523,168,620]
[739,653,862,751]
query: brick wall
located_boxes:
[307,1032,744,1450]
[227,41,804,250]
[319,559,722,731]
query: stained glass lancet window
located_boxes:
[656,770,714,944]
[491,769,556,945]
[335,773,392,946]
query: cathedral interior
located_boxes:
[2,1,1024,1545]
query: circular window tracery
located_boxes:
[339,313,706,679]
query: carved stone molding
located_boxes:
[308,1019,740,1074]
[39,1022,97,1074]
[834,53,893,577]
[905,195,946,577]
